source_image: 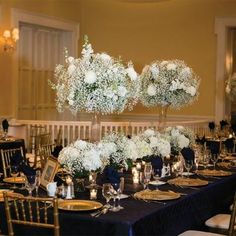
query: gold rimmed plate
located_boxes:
[134,189,180,201]
[58,200,103,212]
[197,169,232,177]
[3,177,25,184]
[167,177,208,187]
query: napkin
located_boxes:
[224,138,235,152]
[101,166,120,184]
[10,151,24,166]
[2,119,9,132]
[51,145,63,158]
[150,155,163,170]
[220,120,228,130]
[208,122,215,131]
[181,147,195,161]
[196,135,206,145]
[20,163,36,176]
[207,141,220,154]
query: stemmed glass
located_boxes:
[184,159,193,177]
[35,170,41,197]
[211,153,219,170]
[10,165,19,189]
[102,183,113,207]
[201,149,210,169]
[25,175,36,196]
[144,163,152,188]
[111,182,124,211]
[139,172,149,190]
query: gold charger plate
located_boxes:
[58,200,103,211]
[197,169,232,177]
[3,177,25,184]
[217,162,236,169]
[0,192,24,202]
[134,189,180,201]
[167,177,208,187]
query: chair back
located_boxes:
[228,191,236,236]
[0,147,24,178]
[38,144,54,169]
[3,192,60,236]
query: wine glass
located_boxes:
[144,163,152,188]
[110,182,123,212]
[102,183,113,207]
[10,165,19,189]
[139,172,149,190]
[25,175,36,196]
[201,149,210,169]
[112,181,124,211]
[184,159,193,177]
[35,170,41,197]
[211,153,219,170]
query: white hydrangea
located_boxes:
[147,84,156,96]
[178,135,190,149]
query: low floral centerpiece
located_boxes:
[139,60,200,127]
[164,126,195,155]
[226,73,236,100]
[58,139,104,178]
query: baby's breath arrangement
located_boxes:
[140,60,200,109]
[50,36,140,115]
[225,73,236,100]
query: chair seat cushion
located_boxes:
[205,214,231,229]
[178,230,222,236]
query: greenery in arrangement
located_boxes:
[50,36,140,115]
[164,126,195,153]
[140,60,200,109]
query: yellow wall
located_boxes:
[1,0,236,119]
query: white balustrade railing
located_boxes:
[10,119,211,149]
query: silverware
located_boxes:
[94,207,109,217]
[91,205,109,217]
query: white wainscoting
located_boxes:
[9,117,212,149]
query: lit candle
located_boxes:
[142,161,146,166]
[89,174,93,182]
[90,189,97,200]
[136,162,141,170]
[132,167,137,174]
[66,175,72,185]
[133,176,139,184]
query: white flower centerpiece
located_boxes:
[226,73,236,101]
[140,60,200,127]
[58,139,103,178]
[164,126,195,155]
[50,36,140,142]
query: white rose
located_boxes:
[99,53,111,62]
[186,86,196,96]
[150,64,159,77]
[126,66,137,81]
[147,84,156,96]
[118,86,127,97]
[167,63,177,71]
[84,71,97,84]
[150,136,159,148]
[68,64,76,76]
[178,135,189,149]
[144,129,155,137]
[74,140,87,149]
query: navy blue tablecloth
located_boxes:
[0,169,236,236]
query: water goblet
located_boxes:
[139,172,149,190]
[10,165,19,189]
[184,159,193,177]
[25,175,36,196]
[211,153,219,170]
[201,149,210,169]
[110,182,123,212]
[144,163,152,188]
[35,170,41,197]
[102,183,113,207]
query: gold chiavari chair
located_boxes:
[38,144,54,170]
[0,147,24,178]
[3,192,60,236]
[178,192,236,236]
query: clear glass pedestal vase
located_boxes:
[91,113,101,143]
[158,105,169,130]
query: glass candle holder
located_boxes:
[90,188,97,200]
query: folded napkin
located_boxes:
[2,119,9,132]
[208,122,215,131]
[101,166,120,184]
[224,138,235,152]
[20,164,36,176]
[231,123,236,134]
[181,147,195,161]
[207,141,220,154]
[196,135,206,145]
[150,155,163,170]
[220,120,229,130]
[10,151,24,166]
[51,145,63,158]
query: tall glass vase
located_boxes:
[158,105,169,130]
[91,113,101,143]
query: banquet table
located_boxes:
[0,168,236,236]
